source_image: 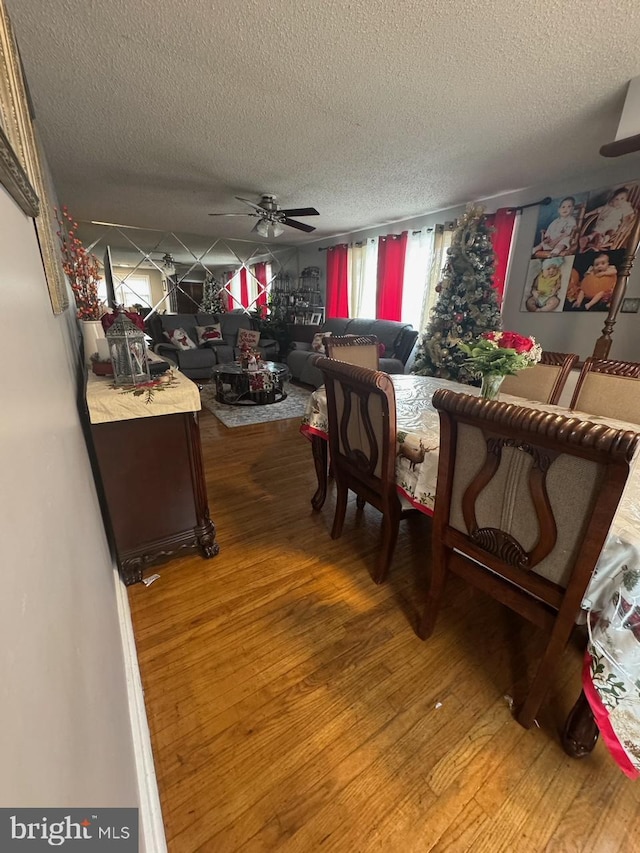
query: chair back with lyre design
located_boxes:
[500,351,578,405]
[419,389,639,728]
[315,356,408,583]
[570,357,640,424]
[324,335,380,370]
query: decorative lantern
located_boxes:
[106,313,151,386]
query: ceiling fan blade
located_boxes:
[279,207,320,217]
[235,196,266,211]
[283,218,316,233]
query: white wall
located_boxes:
[308,161,640,361]
[0,186,140,809]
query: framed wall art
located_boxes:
[522,185,640,317]
[621,297,640,313]
[0,1,68,314]
[0,121,38,217]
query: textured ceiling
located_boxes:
[7,0,640,244]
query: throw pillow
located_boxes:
[236,328,260,349]
[195,324,223,346]
[378,342,386,357]
[164,328,197,351]
[311,331,330,352]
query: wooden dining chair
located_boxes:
[500,351,578,404]
[324,335,380,369]
[418,389,639,728]
[570,357,640,424]
[315,356,413,583]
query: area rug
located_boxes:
[200,382,311,428]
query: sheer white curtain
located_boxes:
[249,262,272,311]
[348,238,378,318]
[419,224,454,332]
[227,270,242,309]
[401,229,434,326]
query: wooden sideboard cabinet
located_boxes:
[86,369,219,585]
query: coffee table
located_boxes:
[211,361,289,406]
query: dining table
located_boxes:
[300,373,640,779]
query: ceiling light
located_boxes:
[254,219,284,239]
[161,253,176,277]
[255,219,270,238]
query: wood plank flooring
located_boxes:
[128,403,640,852]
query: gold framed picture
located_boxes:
[0,1,68,314]
[0,123,38,217]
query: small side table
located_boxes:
[211,361,289,406]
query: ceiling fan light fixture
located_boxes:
[161,253,176,277]
[254,218,284,238]
[255,219,270,238]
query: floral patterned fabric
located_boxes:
[87,368,200,424]
[301,374,640,777]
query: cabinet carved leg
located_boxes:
[311,435,328,511]
[196,517,220,558]
[121,558,144,587]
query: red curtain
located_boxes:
[326,244,349,318]
[486,208,517,304]
[254,262,268,311]
[376,232,408,321]
[240,267,249,308]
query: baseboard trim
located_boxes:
[114,568,167,853]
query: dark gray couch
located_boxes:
[146,312,278,380]
[287,317,418,388]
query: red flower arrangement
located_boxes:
[55,206,103,320]
[458,331,541,377]
[483,330,535,355]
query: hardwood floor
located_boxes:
[128,407,640,852]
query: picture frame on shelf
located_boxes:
[309,312,322,325]
[621,297,640,313]
[0,1,68,314]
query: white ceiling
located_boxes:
[7,0,640,245]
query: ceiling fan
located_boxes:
[209,194,319,237]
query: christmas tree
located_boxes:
[199,274,227,314]
[412,204,502,382]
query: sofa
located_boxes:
[287,317,418,388]
[146,312,278,380]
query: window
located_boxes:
[98,274,153,308]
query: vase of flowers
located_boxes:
[458,331,542,400]
[55,206,105,364]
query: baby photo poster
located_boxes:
[521,182,639,313]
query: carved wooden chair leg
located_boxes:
[418,545,448,639]
[356,495,366,510]
[331,480,349,540]
[311,435,328,511]
[374,508,400,584]
[516,611,577,728]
